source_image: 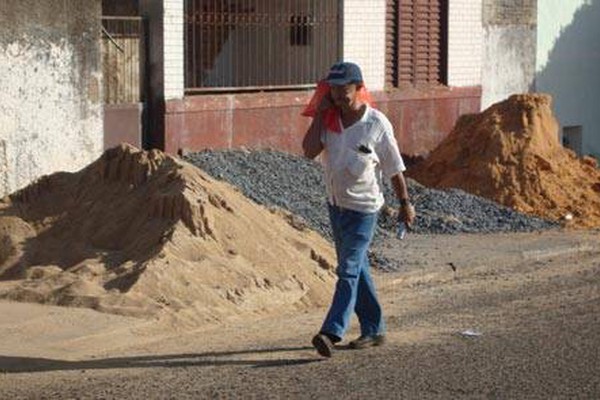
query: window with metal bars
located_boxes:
[385,0,448,88]
[290,15,313,46]
[184,0,340,93]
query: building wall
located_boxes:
[138,0,184,150]
[343,0,386,90]
[164,86,481,156]
[0,0,103,197]
[536,0,600,159]
[162,0,482,157]
[343,0,486,90]
[447,0,483,87]
[139,0,165,149]
[480,0,536,109]
[164,0,184,100]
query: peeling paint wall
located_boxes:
[481,0,537,109]
[0,0,103,196]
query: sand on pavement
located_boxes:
[0,229,598,398]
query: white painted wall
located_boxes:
[343,0,386,90]
[164,0,184,99]
[447,0,483,88]
[0,0,103,197]
[536,0,589,72]
[536,0,600,159]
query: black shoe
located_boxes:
[312,334,334,358]
[348,334,386,349]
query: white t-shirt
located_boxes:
[320,105,406,213]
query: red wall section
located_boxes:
[104,103,143,150]
[376,87,482,156]
[164,86,481,156]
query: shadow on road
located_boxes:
[0,346,323,373]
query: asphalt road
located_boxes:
[1,231,599,399]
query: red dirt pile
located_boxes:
[409,94,600,227]
[0,144,335,326]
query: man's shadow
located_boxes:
[0,346,324,374]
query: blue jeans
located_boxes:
[320,203,385,340]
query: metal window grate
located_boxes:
[184,0,340,93]
[290,15,314,46]
[101,16,146,104]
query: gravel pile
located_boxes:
[185,150,557,243]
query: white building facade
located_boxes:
[536,0,600,160]
[153,0,483,156]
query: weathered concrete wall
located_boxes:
[536,0,600,160]
[481,0,537,109]
[0,0,103,197]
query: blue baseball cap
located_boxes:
[325,62,364,85]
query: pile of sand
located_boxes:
[409,94,600,227]
[0,144,335,326]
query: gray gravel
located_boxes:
[185,149,557,238]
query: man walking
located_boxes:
[302,61,415,358]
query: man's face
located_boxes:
[330,83,360,110]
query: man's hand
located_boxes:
[398,202,416,227]
[390,173,414,226]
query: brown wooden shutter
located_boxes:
[385,0,399,88]
[386,0,446,88]
[417,0,441,84]
[398,0,415,85]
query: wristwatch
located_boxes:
[399,198,411,207]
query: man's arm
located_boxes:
[390,172,416,225]
[302,112,325,159]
